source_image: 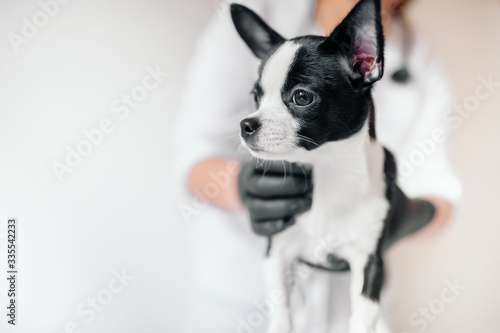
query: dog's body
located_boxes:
[262,132,393,333]
[231,1,397,332]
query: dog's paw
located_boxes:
[266,315,292,333]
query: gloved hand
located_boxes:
[381,185,436,252]
[238,160,313,236]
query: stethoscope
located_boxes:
[391,13,412,83]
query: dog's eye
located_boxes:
[253,93,260,105]
[292,90,314,106]
[251,84,263,106]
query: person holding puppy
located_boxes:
[174,0,461,331]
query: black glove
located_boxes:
[381,185,436,252]
[238,160,313,236]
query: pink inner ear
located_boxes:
[351,33,379,80]
[355,54,377,76]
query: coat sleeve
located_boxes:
[395,36,463,207]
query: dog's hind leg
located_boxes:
[292,266,333,333]
[348,253,384,333]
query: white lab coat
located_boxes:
[173,1,462,332]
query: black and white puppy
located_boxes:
[231,0,396,332]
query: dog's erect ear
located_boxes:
[327,0,384,86]
[230,4,285,59]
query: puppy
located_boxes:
[231,0,396,332]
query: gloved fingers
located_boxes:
[382,186,436,252]
[405,198,436,233]
[244,171,313,198]
[251,216,295,236]
[251,159,312,177]
[239,159,313,199]
[246,196,312,220]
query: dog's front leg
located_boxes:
[263,252,293,333]
[348,253,384,333]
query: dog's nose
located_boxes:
[240,118,261,139]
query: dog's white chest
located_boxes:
[288,139,390,264]
[297,194,389,262]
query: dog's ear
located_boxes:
[230,4,285,59]
[326,0,384,86]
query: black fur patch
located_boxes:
[360,148,395,301]
[280,37,373,149]
[361,253,384,301]
[383,147,397,200]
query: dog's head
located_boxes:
[231,0,384,160]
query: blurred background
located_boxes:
[0,0,499,332]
